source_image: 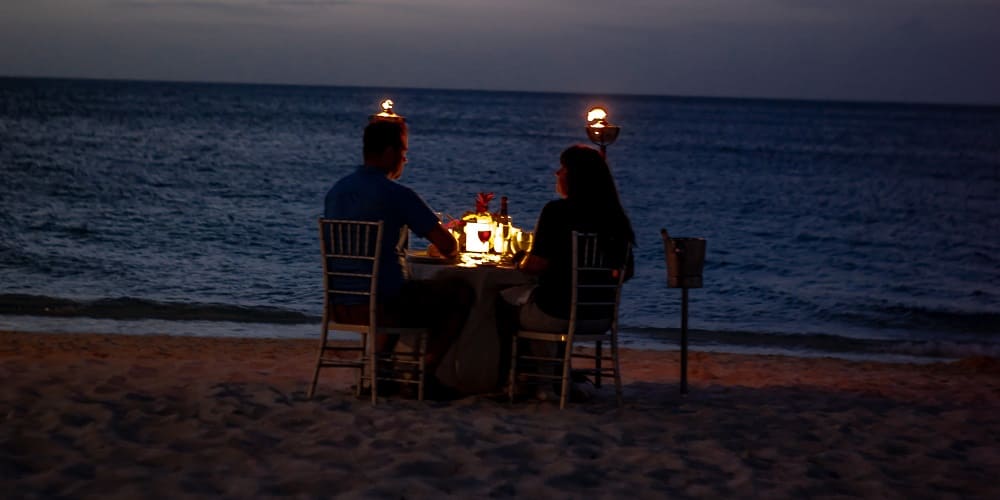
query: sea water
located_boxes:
[2,77,999,361]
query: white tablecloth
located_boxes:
[409,261,532,393]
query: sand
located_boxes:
[2,330,999,499]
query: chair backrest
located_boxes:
[318,219,384,329]
[569,231,631,334]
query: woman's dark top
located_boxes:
[530,199,633,320]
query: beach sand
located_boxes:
[2,330,998,498]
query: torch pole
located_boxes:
[680,287,689,395]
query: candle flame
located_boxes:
[381,99,394,113]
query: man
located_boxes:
[324,119,472,393]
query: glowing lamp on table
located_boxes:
[462,222,493,253]
[585,106,620,159]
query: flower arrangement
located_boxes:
[475,192,494,214]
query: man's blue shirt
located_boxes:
[323,166,439,303]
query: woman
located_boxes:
[497,144,635,398]
[506,144,635,334]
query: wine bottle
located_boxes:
[495,196,512,255]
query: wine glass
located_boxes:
[477,227,493,246]
[522,231,535,253]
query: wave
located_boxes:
[0,294,318,324]
[623,326,884,352]
[3,294,998,360]
[888,341,1000,359]
[835,303,1000,335]
[620,326,1000,360]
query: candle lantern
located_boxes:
[370,98,405,123]
[585,106,620,159]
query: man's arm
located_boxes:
[426,224,459,258]
[393,185,457,258]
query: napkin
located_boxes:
[500,284,537,306]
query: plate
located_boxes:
[407,250,451,264]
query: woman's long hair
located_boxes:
[560,145,635,245]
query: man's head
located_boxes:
[363,120,408,179]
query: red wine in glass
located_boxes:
[477,229,492,245]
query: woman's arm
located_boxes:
[623,250,635,281]
[516,253,548,274]
[517,200,561,274]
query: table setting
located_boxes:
[405,192,536,393]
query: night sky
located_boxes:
[2,0,999,105]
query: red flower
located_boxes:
[475,192,495,213]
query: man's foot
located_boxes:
[424,376,464,401]
[375,380,400,397]
[531,382,593,404]
[569,382,594,403]
[535,386,560,402]
[571,371,591,384]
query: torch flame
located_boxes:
[584,106,618,148]
[587,107,608,124]
[370,98,404,123]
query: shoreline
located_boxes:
[3,330,999,497]
[3,315,996,364]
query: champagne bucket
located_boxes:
[661,230,706,289]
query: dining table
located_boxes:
[406,250,534,394]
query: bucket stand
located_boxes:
[680,287,689,394]
[661,229,706,396]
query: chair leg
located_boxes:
[508,335,519,404]
[558,341,572,410]
[355,332,365,398]
[417,331,427,401]
[369,329,378,405]
[308,323,329,399]
[612,334,623,408]
[594,341,603,388]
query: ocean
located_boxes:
[2,76,999,362]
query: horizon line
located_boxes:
[2,73,999,110]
